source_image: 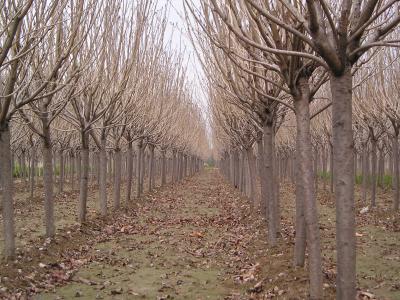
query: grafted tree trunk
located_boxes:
[108,152,113,184]
[294,153,306,267]
[41,120,55,238]
[75,151,81,191]
[171,150,177,183]
[99,137,107,215]
[392,131,399,210]
[257,136,267,215]
[264,122,276,246]
[322,147,327,190]
[293,79,322,299]
[140,147,145,193]
[70,152,75,190]
[58,149,64,193]
[330,68,356,300]
[362,145,368,203]
[136,140,143,198]
[377,148,384,188]
[273,138,280,234]
[113,148,122,210]
[370,133,377,207]
[78,131,89,223]
[239,150,245,193]
[0,124,15,259]
[21,150,27,189]
[126,141,134,202]
[161,150,167,186]
[330,142,334,193]
[234,150,240,188]
[30,146,36,199]
[148,144,155,192]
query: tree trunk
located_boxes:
[113,149,122,210]
[330,142,334,193]
[393,133,399,210]
[58,149,64,193]
[21,150,27,190]
[293,80,323,299]
[140,146,145,193]
[78,131,89,223]
[0,124,15,259]
[257,137,267,216]
[126,141,133,202]
[330,68,356,300]
[30,147,36,199]
[362,145,368,203]
[41,119,56,238]
[75,151,81,191]
[370,136,377,207]
[99,137,107,215]
[136,141,143,198]
[161,150,167,186]
[378,148,384,188]
[294,149,306,267]
[264,122,276,246]
[322,147,327,190]
[70,152,75,191]
[148,145,155,192]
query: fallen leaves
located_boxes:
[189,231,205,238]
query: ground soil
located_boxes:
[0,169,399,299]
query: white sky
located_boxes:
[157,0,208,114]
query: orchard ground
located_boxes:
[0,169,399,299]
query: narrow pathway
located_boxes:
[34,169,271,299]
[2,169,329,299]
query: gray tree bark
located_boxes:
[293,78,323,299]
[125,141,133,202]
[99,137,107,215]
[330,68,356,300]
[264,122,276,246]
[392,132,399,210]
[0,124,15,259]
[113,149,122,209]
[78,131,89,223]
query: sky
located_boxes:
[157,0,208,114]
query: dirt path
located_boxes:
[29,169,283,300]
[3,169,398,299]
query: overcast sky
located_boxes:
[157,0,207,113]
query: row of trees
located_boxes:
[185,1,400,299]
[0,0,208,261]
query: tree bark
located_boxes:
[99,137,107,215]
[0,124,15,259]
[30,146,36,199]
[113,149,122,210]
[293,79,323,299]
[264,122,276,246]
[362,145,368,203]
[161,150,167,186]
[257,137,267,216]
[148,144,155,192]
[126,141,133,202]
[136,141,143,198]
[59,149,64,193]
[78,131,89,223]
[172,150,176,183]
[294,150,306,267]
[330,68,356,300]
[370,135,377,207]
[41,120,55,238]
[392,133,399,210]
